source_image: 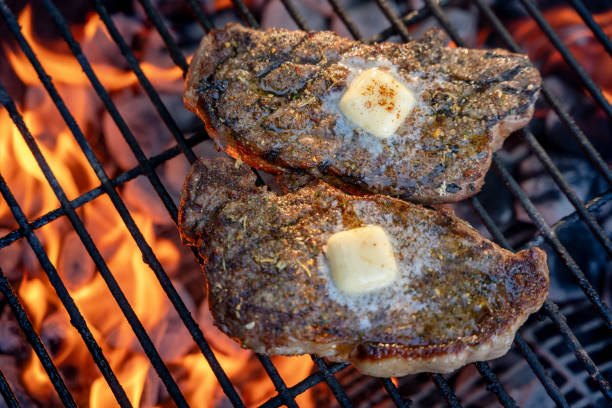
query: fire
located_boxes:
[18,279,50,329]
[1,5,315,407]
[208,0,253,13]
[6,7,183,91]
[22,356,53,402]
[604,90,612,106]
[505,6,612,101]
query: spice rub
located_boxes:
[179,156,549,376]
[184,24,541,203]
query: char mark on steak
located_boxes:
[184,24,541,203]
[179,156,549,376]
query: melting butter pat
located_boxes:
[326,225,398,294]
[339,68,415,138]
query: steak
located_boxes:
[179,156,549,376]
[184,24,541,204]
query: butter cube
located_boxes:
[339,68,415,138]
[326,225,398,294]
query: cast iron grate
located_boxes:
[0,0,611,406]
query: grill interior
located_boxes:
[0,0,611,407]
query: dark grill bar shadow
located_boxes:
[0,268,76,407]
[0,75,180,407]
[423,0,612,404]
[0,0,244,406]
[0,0,610,407]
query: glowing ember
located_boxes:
[0,5,315,407]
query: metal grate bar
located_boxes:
[232,0,259,29]
[380,378,411,408]
[327,0,363,40]
[337,14,526,408]
[245,1,611,405]
[318,3,431,404]
[0,271,75,407]
[538,92,612,186]
[364,2,536,407]
[186,0,213,32]
[492,155,612,329]
[49,0,206,319]
[371,2,518,404]
[425,0,612,330]
[526,190,612,249]
[40,0,180,227]
[321,3,473,402]
[124,5,251,212]
[430,374,462,408]
[474,362,518,408]
[378,377,408,406]
[471,193,594,408]
[0,365,18,408]
[567,0,612,57]
[313,357,353,407]
[279,0,310,31]
[1,82,190,406]
[43,2,226,344]
[426,0,612,403]
[256,356,299,408]
[100,0,303,404]
[0,2,245,405]
[90,0,198,164]
[257,357,298,405]
[470,198,571,407]
[492,159,612,403]
[136,0,189,73]
[367,0,452,43]
[513,335,569,408]
[260,363,350,408]
[0,133,204,251]
[373,0,412,41]
[469,197,512,248]
[2,1,608,407]
[44,2,244,403]
[472,0,612,187]
[522,129,612,257]
[542,300,612,402]
[138,0,260,213]
[195,7,327,405]
[518,0,612,120]
[0,170,131,407]
[492,159,612,401]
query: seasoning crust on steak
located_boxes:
[184,24,542,204]
[179,157,549,376]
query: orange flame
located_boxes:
[22,356,53,402]
[506,6,612,95]
[1,5,315,407]
[5,7,183,90]
[604,89,612,106]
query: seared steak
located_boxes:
[184,24,541,204]
[179,156,549,376]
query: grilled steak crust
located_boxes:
[184,24,541,204]
[179,157,549,377]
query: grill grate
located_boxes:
[0,0,610,407]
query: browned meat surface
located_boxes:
[184,24,541,204]
[179,156,549,376]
